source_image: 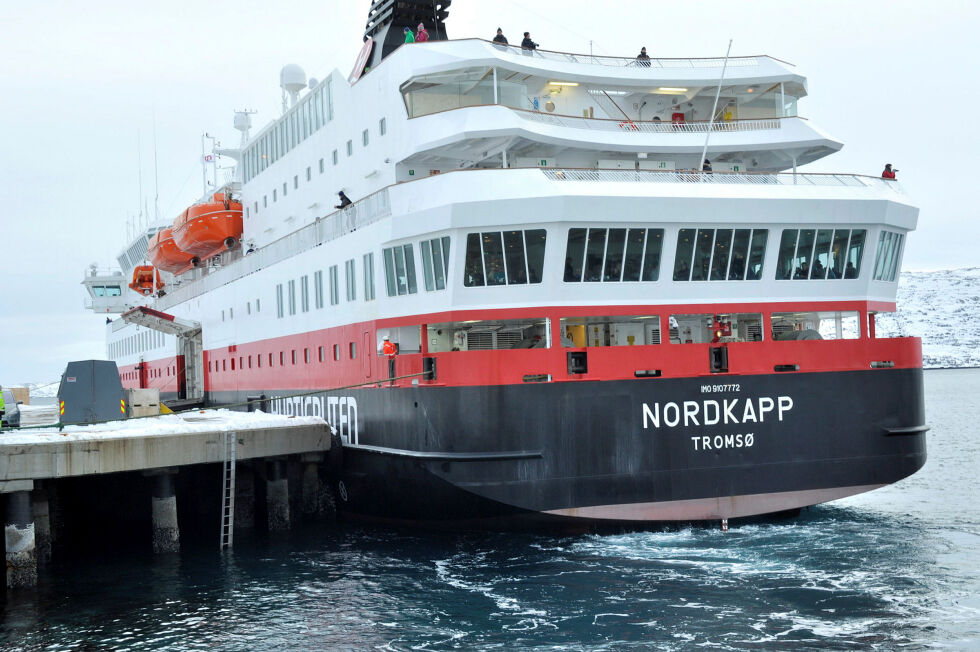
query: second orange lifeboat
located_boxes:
[172,192,243,263]
[148,227,195,274]
[129,265,164,296]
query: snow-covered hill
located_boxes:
[877,267,980,368]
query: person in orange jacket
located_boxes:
[382,335,397,384]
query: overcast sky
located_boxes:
[0,0,976,384]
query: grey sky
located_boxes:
[1,0,976,384]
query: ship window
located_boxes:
[402,67,498,119]
[464,230,546,287]
[263,195,267,208]
[258,355,262,368]
[349,342,357,359]
[288,279,296,315]
[281,351,286,366]
[256,298,261,312]
[329,265,339,305]
[245,207,250,219]
[772,311,860,340]
[247,301,251,315]
[314,270,324,309]
[675,228,767,281]
[345,259,356,301]
[346,140,353,157]
[565,228,663,282]
[276,283,284,318]
[304,348,310,364]
[379,118,387,135]
[333,344,340,361]
[670,313,764,344]
[306,167,311,181]
[332,149,338,165]
[873,231,903,281]
[293,175,298,189]
[273,189,277,202]
[776,229,865,280]
[283,182,288,196]
[291,350,296,365]
[223,360,227,371]
[426,318,551,352]
[319,158,324,174]
[269,352,274,367]
[420,236,451,291]
[362,129,369,146]
[254,201,258,214]
[560,315,661,347]
[301,275,310,312]
[318,346,325,362]
[382,244,418,296]
[363,252,376,301]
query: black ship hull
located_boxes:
[210,367,926,529]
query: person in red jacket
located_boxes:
[416,23,430,42]
[382,335,397,384]
[882,163,897,179]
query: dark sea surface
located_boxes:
[2,369,978,650]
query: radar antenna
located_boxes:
[363,0,451,70]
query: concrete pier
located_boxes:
[301,453,333,519]
[31,485,51,564]
[149,471,180,553]
[266,460,290,531]
[5,489,37,588]
[234,465,255,531]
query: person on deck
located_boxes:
[382,335,398,384]
[493,28,508,44]
[636,47,651,66]
[403,26,415,43]
[335,191,352,209]
[882,163,897,179]
[702,159,712,173]
[416,23,429,42]
[521,32,538,52]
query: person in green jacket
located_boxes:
[403,26,415,43]
[0,386,5,423]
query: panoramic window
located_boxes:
[420,236,451,291]
[669,313,764,344]
[872,231,904,282]
[673,229,768,281]
[329,265,339,305]
[564,228,664,282]
[463,230,546,287]
[383,244,418,296]
[426,318,550,352]
[772,311,861,340]
[363,252,376,301]
[776,228,866,280]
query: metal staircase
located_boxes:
[219,431,236,550]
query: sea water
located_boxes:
[1,369,977,650]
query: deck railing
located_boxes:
[516,109,783,134]
[477,39,765,69]
[540,168,901,190]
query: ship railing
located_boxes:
[474,38,768,69]
[514,109,784,133]
[155,188,392,311]
[539,168,903,190]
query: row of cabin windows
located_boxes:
[120,365,177,382]
[775,229,867,280]
[208,343,357,373]
[275,254,376,319]
[109,330,166,360]
[247,117,387,217]
[243,79,334,183]
[873,231,904,282]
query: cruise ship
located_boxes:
[82,0,927,528]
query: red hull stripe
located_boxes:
[115,300,921,392]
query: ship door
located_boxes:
[137,360,148,389]
[362,331,371,378]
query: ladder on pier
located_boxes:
[219,431,237,550]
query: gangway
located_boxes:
[121,306,204,403]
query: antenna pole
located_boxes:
[699,39,733,174]
[201,133,208,196]
[153,111,160,222]
[137,131,144,228]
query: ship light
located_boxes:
[656,87,688,94]
[549,81,579,86]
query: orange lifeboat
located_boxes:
[129,265,164,296]
[148,227,195,274]
[171,192,243,264]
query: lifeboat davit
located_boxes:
[148,227,195,274]
[128,265,164,296]
[171,192,243,265]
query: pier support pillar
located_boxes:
[149,470,180,553]
[301,453,328,519]
[234,465,255,531]
[5,489,37,589]
[31,485,52,565]
[266,460,290,531]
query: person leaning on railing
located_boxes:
[521,32,538,53]
[881,163,897,179]
[636,47,651,66]
[493,28,508,44]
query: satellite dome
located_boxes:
[279,64,307,93]
[308,77,319,89]
[233,111,252,132]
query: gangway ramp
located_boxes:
[121,306,204,401]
